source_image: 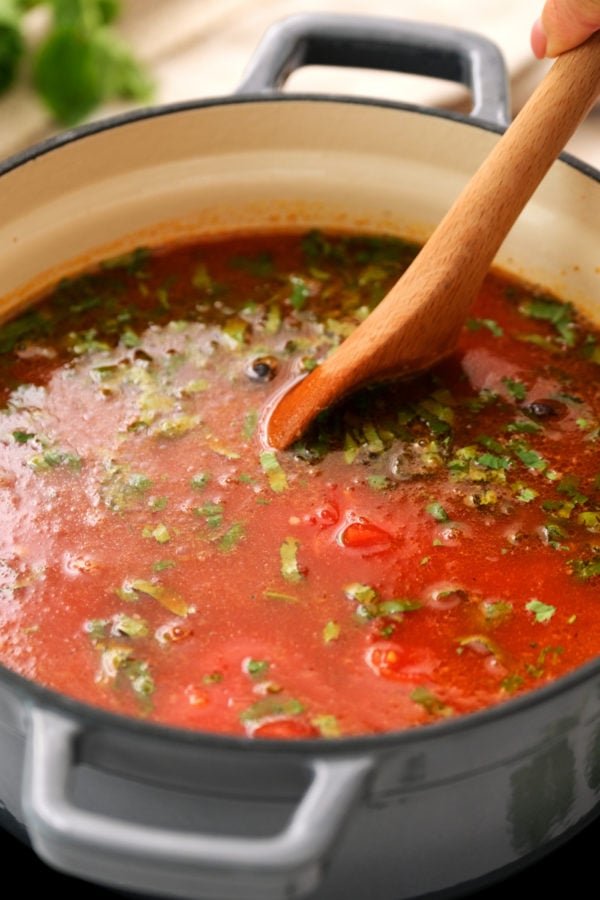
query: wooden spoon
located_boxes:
[266,31,600,450]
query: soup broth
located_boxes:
[1,230,600,738]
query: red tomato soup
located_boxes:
[1,230,600,738]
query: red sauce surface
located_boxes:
[1,230,600,738]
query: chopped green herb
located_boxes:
[240,696,304,723]
[217,522,245,552]
[182,379,209,395]
[477,434,505,454]
[426,502,449,522]
[311,714,342,737]
[578,511,600,531]
[12,430,34,443]
[264,302,282,334]
[323,620,341,643]
[128,472,153,492]
[414,400,452,435]
[552,391,582,406]
[501,673,525,693]
[501,377,527,401]
[68,328,110,354]
[557,476,588,505]
[152,414,201,439]
[103,246,150,275]
[505,420,542,434]
[288,275,311,310]
[100,464,153,511]
[112,613,149,639]
[476,452,510,470]
[242,410,258,440]
[569,555,600,580]
[410,686,453,718]
[97,646,154,707]
[466,317,504,337]
[519,296,575,345]
[223,316,248,344]
[367,474,391,491]
[0,309,48,353]
[514,447,547,471]
[260,451,288,493]
[481,599,513,623]
[344,583,378,605]
[525,599,556,623]
[142,523,170,544]
[244,659,270,679]
[263,590,300,603]
[152,559,176,572]
[516,487,538,503]
[195,502,223,529]
[124,579,189,617]
[190,472,211,491]
[280,536,304,583]
[29,447,82,472]
[147,496,168,511]
[120,328,140,348]
[378,598,422,614]
[542,522,570,550]
[85,618,108,641]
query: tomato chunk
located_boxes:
[339,520,392,549]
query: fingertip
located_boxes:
[530,18,548,59]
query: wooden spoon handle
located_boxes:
[267,31,600,449]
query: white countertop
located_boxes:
[1,0,598,167]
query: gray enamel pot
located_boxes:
[1,14,600,900]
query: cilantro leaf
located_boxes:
[33,21,153,124]
[519,297,576,346]
[0,1,154,126]
[525,599,556,623]
[426,502,449,522]
[501,376,527,401]
[0,0,24,93]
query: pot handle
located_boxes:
[22,706,373,900]
[237,12,511,127]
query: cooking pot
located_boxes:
[1,13,600,900]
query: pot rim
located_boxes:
[2,91,599,186]
[2,91,600,754]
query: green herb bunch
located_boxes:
[0,0,153,125]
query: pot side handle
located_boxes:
[22,706,373,900]
[237,12,511,127]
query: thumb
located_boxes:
[533,0,600,57]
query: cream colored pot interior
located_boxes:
[1,99,600,322]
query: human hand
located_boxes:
[532,0,600,57]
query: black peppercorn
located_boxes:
[247,356,278,382]
[522,400,558,418]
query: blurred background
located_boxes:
[1,0,599,168]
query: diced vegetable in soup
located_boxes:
[2,229,600,738]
